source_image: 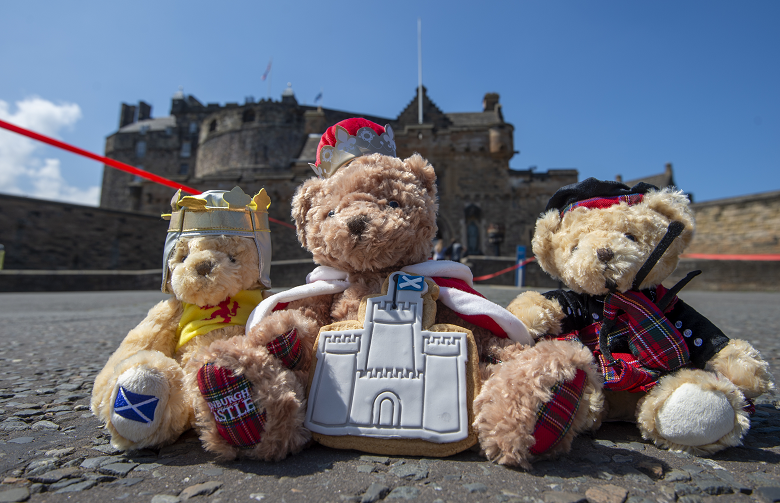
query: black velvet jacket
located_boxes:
[542,287,730,369]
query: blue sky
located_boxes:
[1,0,778,205]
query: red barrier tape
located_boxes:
[681,253,780,261]
[473,257,536,282]
[0,119,297,229]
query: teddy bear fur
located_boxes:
[91,234,266,450]
[509,182,775,455]
[193,152,603,468]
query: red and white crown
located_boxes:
[310,118,396,178]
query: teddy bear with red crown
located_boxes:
[187,118,603,468]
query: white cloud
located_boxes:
[0,97,100,205]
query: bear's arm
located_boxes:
[114,297,183,357]
[508,291,566,338]
[666,298,730,369]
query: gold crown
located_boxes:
[163,186,271,233]
[161,186,272,293]
[309,124,396,178]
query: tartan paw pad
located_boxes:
[266,328,302,370]
[197,363,267,448]
[530,369,587,455]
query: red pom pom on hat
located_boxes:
[315,118,386,167]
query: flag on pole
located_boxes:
[261,58,272,81]
[314,91,323,104]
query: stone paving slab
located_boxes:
[0,289,778,503]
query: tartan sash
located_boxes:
[555,288,691,392]
[602,290,690,371]
[597,290,690,392]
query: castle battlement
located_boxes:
[323,332,360,344]
[425,334,460,346]
[359,368,423,380]
[372,301,417,324]
[322,331,362,354]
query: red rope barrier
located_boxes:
[0,118,297,229]
[473,257,536,282]
[0,118,200,195]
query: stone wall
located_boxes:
[665,258,780,292]
[0,194,168,272]
[0,195,313,292]
[689,191,780,255]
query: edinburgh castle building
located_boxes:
[4,87,778,292]
[99,87,577,261]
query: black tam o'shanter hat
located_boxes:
[545,177,659,214]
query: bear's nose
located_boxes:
[196,261,215,276]
[347,216,369,236]
[597,248,614,263]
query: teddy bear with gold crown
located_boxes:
[91,186,274,450]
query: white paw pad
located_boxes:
[656,382,734,446]
[111,366,169,442]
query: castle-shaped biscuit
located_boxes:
[305,272,481,456]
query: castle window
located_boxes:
[464,204,482,255]
[189,122,198,134]
[179,163,189,175]
[135,140,146,159]
[132,165,144,183]
[242,109,256,123]
[165,126,173,136]
[180,141,191,158]
[209,120,217,132]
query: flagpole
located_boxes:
[418,18,423,125]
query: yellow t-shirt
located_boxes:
[177,289,268,350]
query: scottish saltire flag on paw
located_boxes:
[113,386,159,424]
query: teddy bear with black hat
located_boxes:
[509,177,775,454]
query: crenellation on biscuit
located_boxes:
[373,301,417,323]
[322,331,362,354]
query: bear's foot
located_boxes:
[111,366,169,443]
[186,337,311,461]
[197,363,267,448]
[474,339,602,469]
[637,369,749,455]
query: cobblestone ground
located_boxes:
[0,289,778,503]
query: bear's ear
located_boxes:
[291,177,324,249]
[404,153,437,197]
[643,188,696,239]
[531,209,563,278]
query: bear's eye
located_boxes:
[180,254,187,262]
[228,255,236,263]
[571,245,578,253]
[327,210,335,218]
[387,200,400,209]
[625,234,637,242]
